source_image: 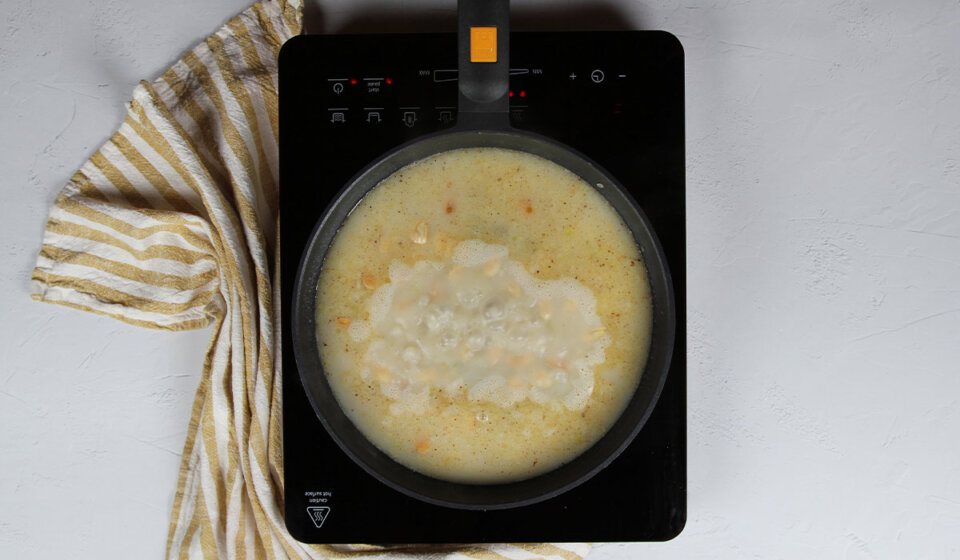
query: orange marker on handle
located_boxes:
[470,27,498,62]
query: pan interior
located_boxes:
[292,132,675,509]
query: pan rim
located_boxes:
[291,129,676,510]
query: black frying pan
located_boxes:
[292,0,675,510]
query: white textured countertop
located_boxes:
[2,0,959,558]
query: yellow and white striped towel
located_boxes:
[30,1,591,558]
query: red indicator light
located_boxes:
[386,78,392,84]
[350,78,357,85]
[509,90,514,97]
[519,90,526,98]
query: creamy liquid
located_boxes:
[316,148,652,484]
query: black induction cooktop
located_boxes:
[279,31,685,544]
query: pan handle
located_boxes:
[457,0,511,129]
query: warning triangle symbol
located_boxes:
[307,506,330,528]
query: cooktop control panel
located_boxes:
[279,31,685,544]
[315,48,635,134]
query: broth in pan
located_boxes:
[316,148,652,483]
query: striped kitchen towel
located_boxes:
[30,1,591,559]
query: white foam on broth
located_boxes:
[355,240,609,416]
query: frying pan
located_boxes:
[292,0,676,510]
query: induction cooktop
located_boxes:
[278,31,685,544]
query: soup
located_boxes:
[316,148,652,484]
